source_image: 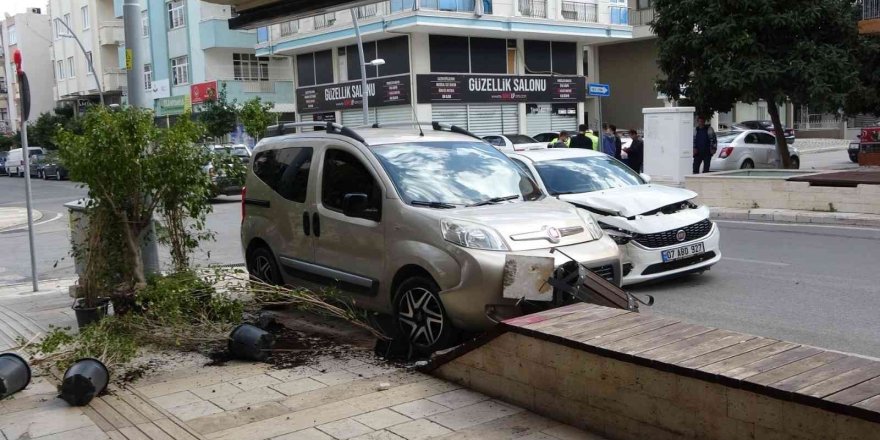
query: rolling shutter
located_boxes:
[551,112,577,133]
[377,106,414,125]
[342,108,375,126]
[526,105,553,136]
[432,104,468,129]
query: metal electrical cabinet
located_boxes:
[642,107,696,185]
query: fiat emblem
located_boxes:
[546,227,561,243]
[676,230,687,242]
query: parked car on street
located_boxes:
[242,122,621,351]
[204,145,246,197]
[711,130,801,170]
[482,134,547,151]
[731,120,796,144]
[5,147,44,177]
[38,153,70,180]
[532,132,559,144]
[28,154,45,178]
[506,148,720,286]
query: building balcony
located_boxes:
[98,20,125,46]
[200,19,258,50]
[629,7,654,27]
[218,79,294,105]
[860,0,880,34]
[102,70,127,92]
[518,0,547,18]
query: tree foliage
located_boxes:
[652,0,861,168]
[198,83,238,142]
[29,107,84,149]
[845,35,880,117]
[239,97,275,141]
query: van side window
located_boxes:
[321,149,381,220]
[510,158,535,179]
[253,147,313,203]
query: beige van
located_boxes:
[241,122,621,351]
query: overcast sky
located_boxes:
[1,2,48,19]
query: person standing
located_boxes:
[569,124,593,150]
[585,127,600,151]
[550,131,571,148]
[693,116,718,174]
[624,129,644,173]
[611,124,623,160]
[601,124,616,156]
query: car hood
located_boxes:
[559,185,698,218]
[418,198,597,251]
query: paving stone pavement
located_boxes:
[0,279,78,351]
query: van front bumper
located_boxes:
[439,236,621,332]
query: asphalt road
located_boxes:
[2,177,880,358]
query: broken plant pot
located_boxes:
[0,353,32,399]
[228,323,276,362]
[60,358,109,406]
[72,297,110,329]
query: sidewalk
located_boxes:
[0,280,604,440]
[0,207,43,231]
[711,207,880,228]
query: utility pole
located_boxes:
[11,49,39,292]
[351,9,370,126]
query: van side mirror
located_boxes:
[342,193,370,219]
[640,173,652,183]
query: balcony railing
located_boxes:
[98,20,125,46]
[864,0,880,20]
[561,1,598,23]
[314,13,336,29]
[356,1,392,18]
[420,0,477,13]
[629,7,654,26]
[518,0,547,18]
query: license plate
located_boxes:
[662,242,705,262]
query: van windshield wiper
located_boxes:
[411,200,458,209]
[467,195,520,207]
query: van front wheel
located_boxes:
[394,277,454,352]
[246,245,283,286]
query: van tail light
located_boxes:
[241,186,247,224]
[719,147,734,159]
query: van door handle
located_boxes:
[312,213,321,237]
[302,212,311,236]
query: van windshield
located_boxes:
[372,142,543,207]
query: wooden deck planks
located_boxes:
[772,356,875,393]
[826,376,880,405]
[678,337,779,369]
[744,351,847,386]
[698,341,801,375]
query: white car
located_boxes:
[507,148,721,286]
[711,130,801,170]
[483,134,548,151]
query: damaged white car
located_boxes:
[506,149,721,286]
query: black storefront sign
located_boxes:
[297,74,411,113]
[416,74,585,104]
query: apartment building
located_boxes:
[118,0,295,125]
[0,39,9,133]
[49,0,127,107]
[209,0,633,136]
[1,10,55,130]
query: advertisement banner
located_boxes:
[296,74,411,113]
[156,94,192,117]
[191,81,218,104]
[416,74,585,104]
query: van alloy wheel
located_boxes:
[252,255,275,282]
[398,287,445,349]
[246,246,282,285]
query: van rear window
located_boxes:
[253,147,313,203]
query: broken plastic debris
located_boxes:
[377,382,391,391]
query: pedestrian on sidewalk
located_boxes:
[693,116,717,174]
[624,129,644,173]
[602,124,616,157]
[550,131,571,148]
[570,124,593,150]
[611,124,623,160]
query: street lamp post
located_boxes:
[55,17,104,106]
[349,9,385,126]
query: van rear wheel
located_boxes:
[246,246,283,286]
[394,277,454,353]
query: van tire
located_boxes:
[246,245,283,286]
[393,276,455,353]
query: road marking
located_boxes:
[0,213,64,233]
[722,257,790,267]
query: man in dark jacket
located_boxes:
[693,117,718,173]
[624,129,644,173]
[611,124,623,160]
[569,124,593,150]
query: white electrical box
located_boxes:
[642,107,695,186]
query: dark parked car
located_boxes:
[29,153,69,180]
[731,120,795,144]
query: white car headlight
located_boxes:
[441,219,509,251]
[576,209,604,240]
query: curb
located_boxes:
[799,146,848,156]
[710,207,880,228]
[0,207,44,231]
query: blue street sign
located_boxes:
[588,83,611,97]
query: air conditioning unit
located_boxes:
[29,8,41,14]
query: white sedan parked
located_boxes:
[507,148,721,286]
[483,134,548,152]
[711,130,801,171]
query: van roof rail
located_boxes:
[264,122,366,145]
[431,121,483,140]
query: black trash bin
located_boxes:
[0,353,32,399]
[60,358,109,406]
[228,324,275,362]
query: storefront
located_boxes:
[296,74,412,128]
[416,74,585,137]
[154,94,193,128]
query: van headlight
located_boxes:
[441,219,509,251]
[576,209,604,240]
[598,221,635,245]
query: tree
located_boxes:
[57,107,204,291]
[239,97,275,141]
[652,0,861,168]
[845,35,880,117]
[28,107,83,149]
[198,83,237,142]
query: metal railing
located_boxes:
[420,0,477,13]
[795,113,841,131]
[314,13,337,29]
[864,0,880,20]
[356,1,392,18]
[279,20,298,36]
[561,1,598,23]
[629,7,654,26]
[518,0,547,18]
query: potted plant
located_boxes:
[70,204,114,329]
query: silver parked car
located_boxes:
[241,122,621,351]
[711,130,800,171]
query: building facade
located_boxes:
[252,0,633,136]
[0,36,9,133]
[1,10,55,130]
[49,0,127,108]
